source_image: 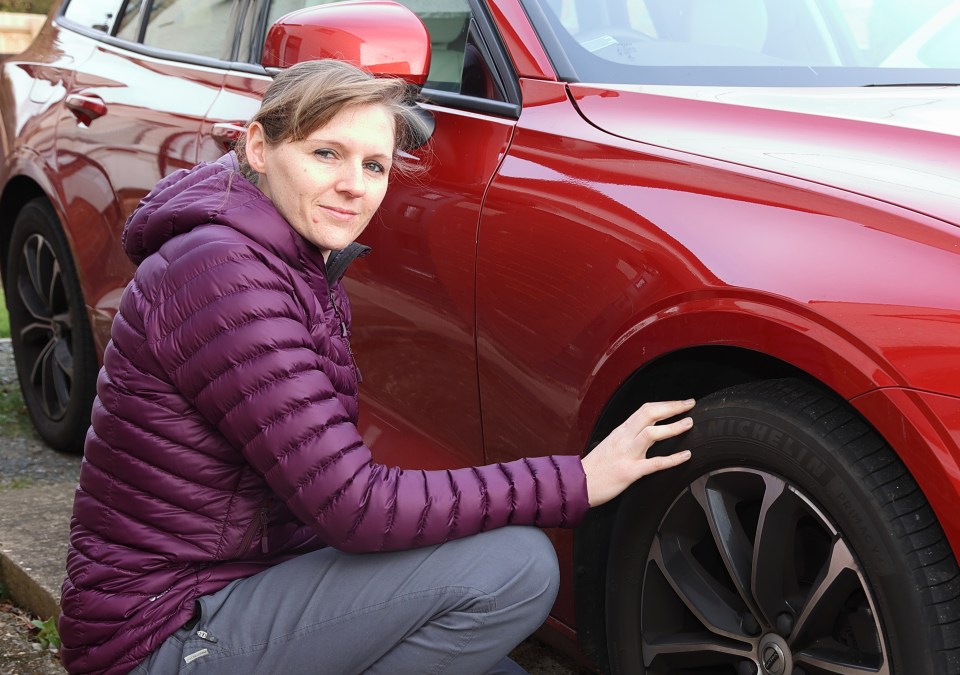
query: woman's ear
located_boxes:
[245,122,267,174]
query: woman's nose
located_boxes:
[336,162,366,196]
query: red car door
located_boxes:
[53,0,241,351]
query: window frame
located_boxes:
[238,0,522,118]
[57,0,254,71]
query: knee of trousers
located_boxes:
[478,527,560,616]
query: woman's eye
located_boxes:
[364,161,386,174]
[314,149,336,159]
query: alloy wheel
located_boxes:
[13,232,75,422]
[641,467,888,675]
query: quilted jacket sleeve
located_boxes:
[146,240,590,553]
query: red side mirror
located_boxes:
[262,0,432,87]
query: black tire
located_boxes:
[5,198,97,453]
[606,378,960,675]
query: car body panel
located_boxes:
[56,36,225,352]
[478,79,960,619]
[484,0,556,80]
[569,84,960,227]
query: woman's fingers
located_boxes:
[624,399,696,438]
[637,415,694,447]
[582,399,696,507]
[638,448,692,476]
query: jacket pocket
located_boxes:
[231,497,271,558]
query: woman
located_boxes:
[59,59,693,675]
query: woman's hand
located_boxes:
[581,400,695,507]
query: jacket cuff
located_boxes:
[554,454,590,527]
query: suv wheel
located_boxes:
[606,378,960,674]
[6,198,97,452]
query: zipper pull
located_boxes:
[260,502,270,554]
[196,630,218,644]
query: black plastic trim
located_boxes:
[468,0,523,106]
[420,91,520,118]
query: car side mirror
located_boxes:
[262,0,432,88]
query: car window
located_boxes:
[527,0,960,86]
[265,0,498,98]
[142,0,235,59]
[115,0,145,41]
[63,0,125,32]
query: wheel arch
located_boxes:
[0,175,49,282]
[571,300,960,671]
[573,343,805,671]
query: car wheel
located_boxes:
[606,378,960,674]
[5,198,97,453]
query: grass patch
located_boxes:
[0,286,8,339]
[0,378,33,438]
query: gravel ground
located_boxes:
[0,339,591,674]
[0,339,72,672]
[0,597,63,675]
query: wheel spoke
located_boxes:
[651,532,746,640]
[37,339,70,420]
[53,339,74,380]
[17,270,52,323]
[52,310,73,330]
[751,474,801,623]
[792,538,863,645]
[690,475,758,615]
[19,320,54,345]
[45,258,63,311]
[795,647,889,674]
[29,338,56,387]
[643,631,751,668]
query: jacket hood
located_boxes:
[569,84,960,227]
[122,152,321,270]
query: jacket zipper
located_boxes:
[233,497,271,558]
[329,290,362,386]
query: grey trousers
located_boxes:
[131,526,560,674]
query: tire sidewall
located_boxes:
[6,199,95,452]
[606,390,932,674]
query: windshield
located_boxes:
[523,0,960,86]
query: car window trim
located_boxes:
[225,60,521,119]
[468,0,522,108]
[56,4,246,70]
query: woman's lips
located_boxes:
[319,205,359,221]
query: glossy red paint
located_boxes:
[851,387,960,551]
[484,0,556,80]
[262,0,431,85]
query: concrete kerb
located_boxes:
[0,481,75,620]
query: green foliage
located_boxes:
[0,375,33,438]
[0,0,56,14]
[0,287,9,339]
[31,615,61,650]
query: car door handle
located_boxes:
[65,93,107,125]
[211,122,247,150]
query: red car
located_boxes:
[3,0,960,672]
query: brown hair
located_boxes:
[236,59,430,183]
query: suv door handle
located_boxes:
[65,93,107,125]
[211,122,247,150]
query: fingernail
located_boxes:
[683,398,695,405]
[682,417,694,427]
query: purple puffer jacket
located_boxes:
[58,153,590,674]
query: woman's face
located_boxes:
[246,103,395,259]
